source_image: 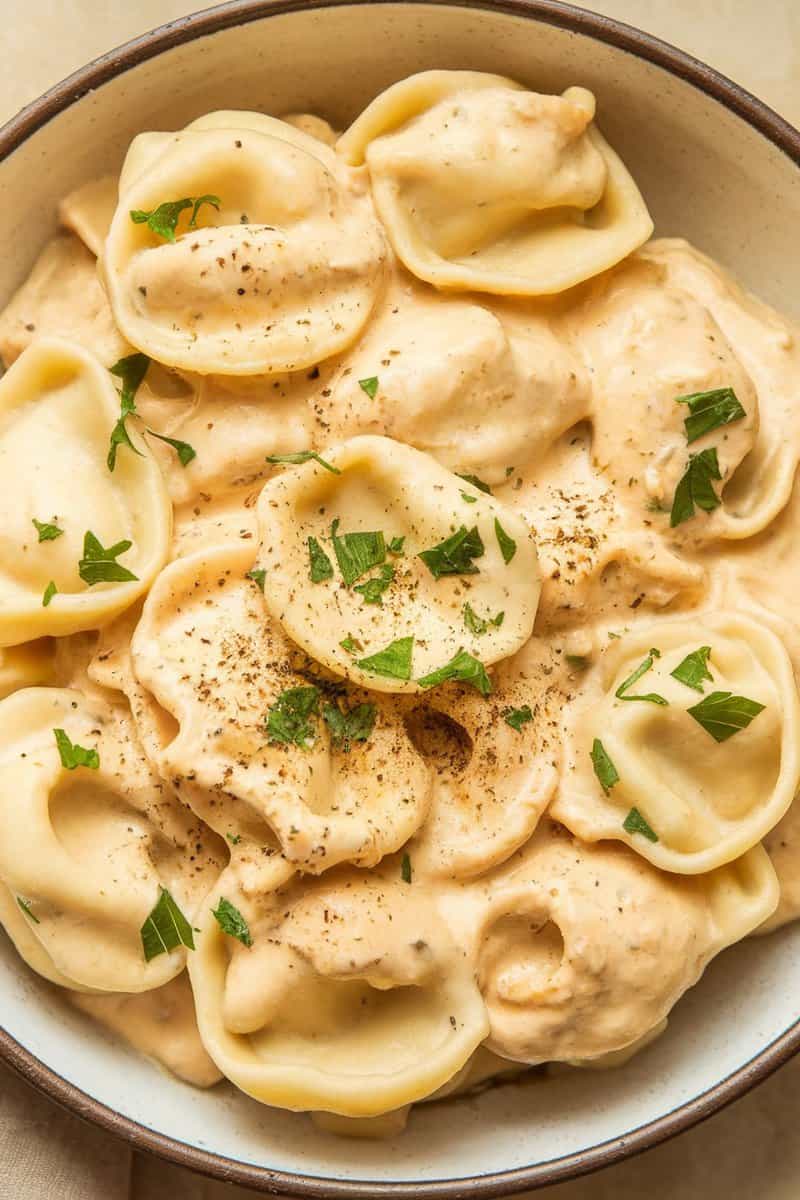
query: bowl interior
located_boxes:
[1,2,799,1194]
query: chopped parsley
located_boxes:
[330,520,386,586]
[146,429,196,467]
[671,646,713,692]
[322,701,377,751]
[354,563,394,605]
[460,491,478,504]
[266,686,320,748]
[129,194,220,242]
[614,648,668,706]
[463,602,504,636]
[307,535,333,583]
[590,738,619,793]
[418,525,484,579]
[246,568,266,592]
[687,690,765,743]
[212,897,253,947]
[356,636,414,682]
[266,450,340,474]
[340,635,361,655]
[32,518,63,542]
[388,536,405,555]
[16,897,40,924]
[623,806,658,842]
[140,887,195,961]
[494,518,517,564]
[225,832,242,845]
[358,376,379,399]
[53,728,99,771]
[504,705,533,732]
[107,353,150,471]
[676,386,746,444]
[401,852,412,883]
[456,473,492,495]
[78,531,139,585]
[670,448,722,527]
[42,580,57,607]
[417,649,492,696]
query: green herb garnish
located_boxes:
[308,536,333,583]
[266,686,320,748]
[686,690,765,743]
[322,701,377,751]
[246,568,266,592]
[331,519,386,586]
[32,518,63,543]
[130,194,220,242]
[676,387,746,444]
[388,536,405,555]
[226,832,242,845]
[456,473,492,495]
[358,376,379,399]
[16,897,40,924]
[494,518,516,564]
[418,525,484,579]
[623,807,658,842]
[140,887,195,961]
[212,897,253,947]
[354,563,394,605]
[463,602,504,637]
[53,728,99,771]
[401,852,412,883]
[504,705,533,732]
[42,580,57,607]
[356,636,414,682]
[671,646,713,692]
[147,429,196,467]
[266,450,340,474]
[78,531,139,585]
[591,738,619,793]
[460,491,478,504]
[417,649,491,696]
[614,648,668,706]
[670,448,723,527]
[108,353,150,471]
[340,635,361,655]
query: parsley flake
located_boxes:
[671,646,713,692]
[340,635,361,655]
[504,705,533,732]
[670,448,723,527]
[212,897,253,947]
[676,387,746,444]
[147,429,196,466]
[418,525,484,579]
[623,807,659,842]
[401,852,412,883]
[358,376,379,399]
[460,491,478,504]
[16,897,40,924]
[140,887,195,961]
[463,602,503,636]
[687,690,765,743]
[225,832,242,845]
[456,473,492,495]
[614,648,668,706]
[107,353,150,471]
[354,563,394,605]
[78,531,139,585]
[42,580,57,607]
[266,686,320,748]
[266,451,340,474]
[356,636,414,681]
[308,536,333,583]
[388,536,405,555]
[246,568,266,592]
[331,520,386,586]
[130,194,220,242]
[418,649,492,696]
[494,518,517,564]
[591,738,619,793]
[322,701,377,751]
[32,518,63,542]
[53,728,99,771]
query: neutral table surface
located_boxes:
[1,3,799,1198]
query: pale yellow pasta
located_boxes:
[0,338,171,646]
[339,71,652,295]
[58,175,119,257]
[255,435,541,693]
[553,612,800,873]
[0,639,54,698]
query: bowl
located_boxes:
[1,1,799,1195]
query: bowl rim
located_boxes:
[1,0,799,1194]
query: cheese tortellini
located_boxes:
[338,71,653,295]
[0,338,171,646]
[255,435,541,692]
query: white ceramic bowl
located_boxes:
[1,2,799,1195]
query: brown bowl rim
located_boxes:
[1,0,799,1194]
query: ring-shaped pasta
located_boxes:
[189,866,490,1116]
[0,338,171,647]
[552,611,800,873]
[338,71,652,296]
[255,435,541,693]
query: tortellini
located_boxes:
[130,542,433,872]
[189,866,489,1116]
[0,639,54,698]
[58,175,119,258]
[0,687,224,992]
[553,612,800,873]
[255,435,541,693]
[338,71,652,295]
[102,110,387,375]
[470,823,778,1064]
[0,338,171,646]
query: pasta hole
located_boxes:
[403,707,473,776]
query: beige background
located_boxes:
[0,2,799,1198]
